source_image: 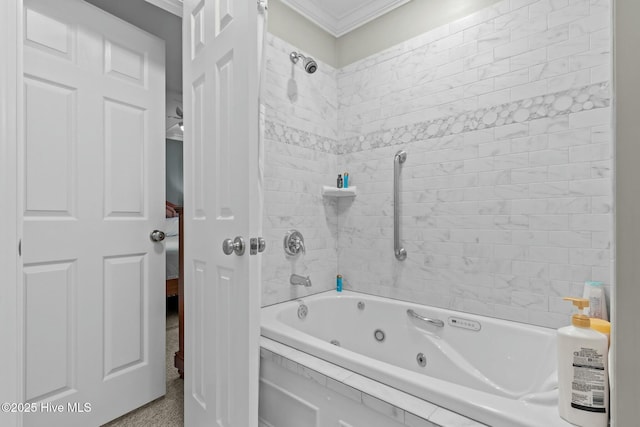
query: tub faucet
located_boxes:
[290,274,312,287]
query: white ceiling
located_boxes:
[281,0,410,37]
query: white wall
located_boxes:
[261,35,339,306]
[267,0,337,67]
[270,0,506,68]
[337,0,503,67]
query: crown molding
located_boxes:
[280,0,409,37]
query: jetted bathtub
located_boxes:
[261,291,572,427]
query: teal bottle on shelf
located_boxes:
[336,275,343,292]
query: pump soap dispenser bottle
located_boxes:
[557,297,609,427]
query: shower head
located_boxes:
[303,57,317,74]
[289,51,317,74]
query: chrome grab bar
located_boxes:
[407,309,444,328]
[394,150,407,260]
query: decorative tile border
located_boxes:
[338,82,611,154]
[265,82,610,157]
[260,337,487,427]
[264,120,338,154]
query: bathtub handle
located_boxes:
[407,309,444,328]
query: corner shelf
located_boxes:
[322,185,357,198]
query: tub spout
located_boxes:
[290,274,312,287]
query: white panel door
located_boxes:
[183,0,260,426]
[21,0,165,425]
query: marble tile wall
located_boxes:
[336,0,612,328]
[262,0,612,328]
[262,35,339,306]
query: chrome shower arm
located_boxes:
[289,51,306,63]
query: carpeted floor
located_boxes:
[102,298,184,427]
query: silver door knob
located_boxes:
[222,236,245,256]
[150,230,166,242]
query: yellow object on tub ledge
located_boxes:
[589,318,611,345]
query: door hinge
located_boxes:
[18,239,21,256]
